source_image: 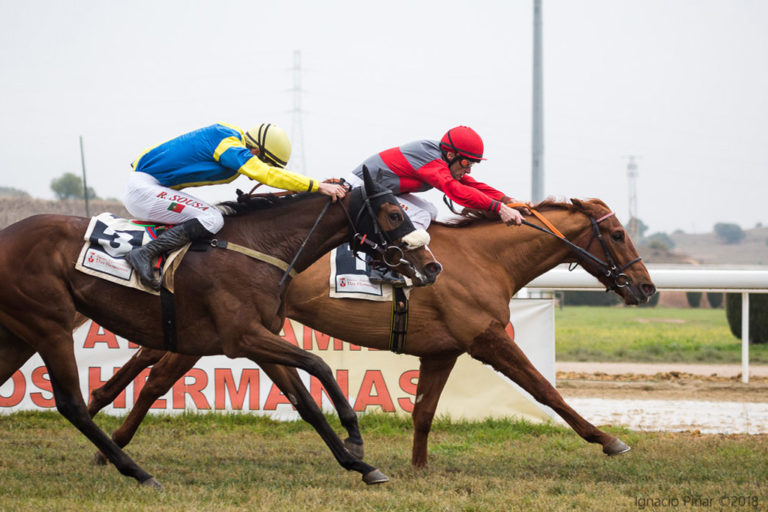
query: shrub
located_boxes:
[707,292,723,308]
[686,292,702,308]
[638,291,660,308]
[562,291,621,306]
[725,293,768,344]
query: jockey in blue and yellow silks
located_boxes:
[123,122,346,290]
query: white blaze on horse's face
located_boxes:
[401,229,431,250]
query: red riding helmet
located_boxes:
[439,126,487,161]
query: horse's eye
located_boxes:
[611,231,625,242]
[389,212,403,222]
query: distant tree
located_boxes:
[714,223,745,244]
[0,186,30,197]
[646,232,675,250]
[50,172,98,200]
[628,217,648,239]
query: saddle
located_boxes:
[75,213,189,295]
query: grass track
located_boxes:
[556,306,768,363]
[0,412,766,511]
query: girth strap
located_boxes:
[160,287,178,352]
[209,239,298,279]
[388,287,409,354]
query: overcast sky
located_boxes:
[1,0,766,234]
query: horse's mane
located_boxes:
[433,198,604,228]
[217,191,317,217]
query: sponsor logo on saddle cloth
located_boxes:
[75,213,188,295]
[329,243,411,302]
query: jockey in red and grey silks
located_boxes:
[350,139,511,215]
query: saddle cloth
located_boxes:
[329,243,411,302]
[75,213,189,295]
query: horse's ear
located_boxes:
[570,198,585,211]
[362,165,376,193]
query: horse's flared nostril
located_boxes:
[642,283,656,298]
[426,262,443,280]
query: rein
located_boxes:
[509,203,642,293]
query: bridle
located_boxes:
[275,183,417,286]
[341,183,417,270]
[520,209,642,296]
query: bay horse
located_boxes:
[0,170,442,487]
[87,198,656,469]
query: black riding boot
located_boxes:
[368,266,406,287]
[125,218,212,290]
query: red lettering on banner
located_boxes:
[83,322,120,349]
[397,370,420,412]
[310,370,349,407]
[354,370,394,412]
[172,369,210,409]
[264,383,293,410]
[348,343,362,351]
[280,320,300,347]
[215,368,260,410]
[304,327,344,351]
[0,371,26,406]
[505,322,515,341]
[133,369,167,409]
[88,367,126,408]
[128,341,140,349]
[30,367,55,408]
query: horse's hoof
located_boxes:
[93,451,108,466]
[344,438,364,460]
[140,477,163,489]
[603,438,631,456]
[362,469,389,485]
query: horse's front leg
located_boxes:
[467,320,630,456]
[410,355,457,467]
[233,323,388,484]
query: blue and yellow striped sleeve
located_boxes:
[213,136,318,193]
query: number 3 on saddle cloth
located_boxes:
[329,243,411,353]
[75,212,188,296]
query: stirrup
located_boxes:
[125,248,161,290]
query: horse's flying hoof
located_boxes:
[362,469,389,485]
[344,438,364,460]
[603,438,631,456]
[140,477,163,489]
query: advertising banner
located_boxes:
[1,300,554,422]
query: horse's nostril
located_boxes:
[427,262,443,277]
[642,284,656,297]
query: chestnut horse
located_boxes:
[0,172,442,487]
[88,198,656,469]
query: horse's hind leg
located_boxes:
[88,347,169,417]
[235,324,387,484]
[0,323,36,385]
[36,338,161,487]
[410,355,458,467]
[92,351,199,465]
[468,321,629,456]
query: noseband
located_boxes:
[343,185,416,268]
[521,210,642,294]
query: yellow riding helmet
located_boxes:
[245,123,292,168]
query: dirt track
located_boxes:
[557,372,768,402]
[556,362,768,403]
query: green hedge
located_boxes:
[725,293,768,344]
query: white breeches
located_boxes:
[124,171,224,233]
